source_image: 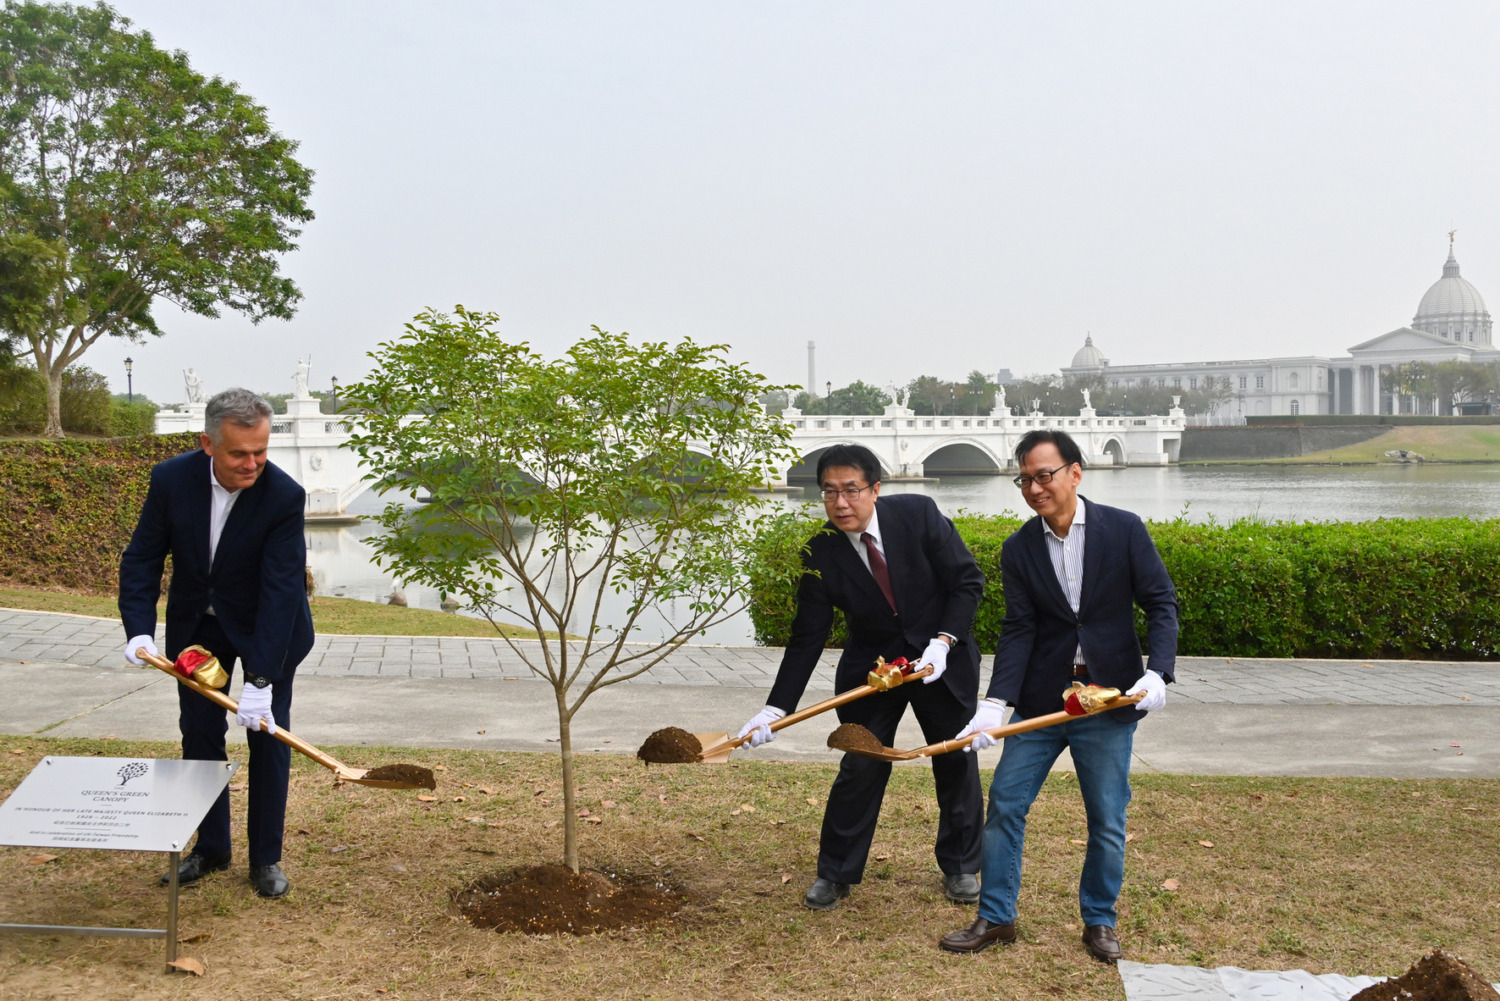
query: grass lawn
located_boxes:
[0,586,555,639]
[1264,425,1500,464]
[1,735,1496,999]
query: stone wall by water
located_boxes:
[1181,425,1389,461]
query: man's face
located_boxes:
[201,419,270,491]
[820,464,880,533]
[1017,442,1081,520]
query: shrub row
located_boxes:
[0,365,158,436]
[747,512,1500,660]
[0,434,198,593]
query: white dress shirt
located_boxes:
[1042,498,1087,665]
[842,508,885,572]
[206,462,242,613]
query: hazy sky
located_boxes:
[77,0,1500,404]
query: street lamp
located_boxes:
[124,357,133,403]
[826,380,831,418]
[949,386,955,416]
[329,375,338,413]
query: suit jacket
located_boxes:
[119,449,314,683]
[766,492,985,713]
[986,496,1177,722]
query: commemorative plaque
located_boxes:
[0,756,237,971]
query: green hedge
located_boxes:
[748,513,1500,660]
[0,434,198,593]
[0,365,156,436]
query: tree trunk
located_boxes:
[43,366,64,438]
[557,694,578,873]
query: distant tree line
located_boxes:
[1383,361,1498,414]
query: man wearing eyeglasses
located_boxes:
[736,443,986,911]
[940,429,1177,963]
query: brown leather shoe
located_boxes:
[1083,924,1122,963]
[939,917,1017,954]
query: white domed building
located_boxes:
[1060,239,1500,418]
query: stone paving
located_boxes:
[2,607,1496,705]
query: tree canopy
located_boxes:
[0,1,314,434]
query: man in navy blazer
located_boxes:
[941,429,1177,962]
[737,444,986,911]
[119,388,314,898]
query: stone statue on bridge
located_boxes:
[994,386,1006,412]
[292,356,312,399]
[183,367,205,404]
[1081,388,1091,409]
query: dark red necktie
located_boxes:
[861,532,897,613]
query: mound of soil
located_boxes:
[362,763,437,789]
[1350,950,1500,1001]
[456,865,683,935]
[827,723,885,753]
[637,727,702,764]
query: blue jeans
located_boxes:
[977,710,1137,928]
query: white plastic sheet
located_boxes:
[1120,960,1500,1001]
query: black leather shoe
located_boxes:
[160,851,230,886]
[803,877,851,910]
[1083,924,1122,963]
[943,873,980,904]
[249,863,290,898]
[940,917,1017,953]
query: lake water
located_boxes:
[310,463,1500,645]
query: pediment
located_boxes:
[1347,326,1470,354]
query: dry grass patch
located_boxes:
[0,735,1496,1000]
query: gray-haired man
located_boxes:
[119,388,315,898]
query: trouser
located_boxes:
[976,710,1137,928]
[817,677,982,883]
[177,615,294,867]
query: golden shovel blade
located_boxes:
[693,732,734,763]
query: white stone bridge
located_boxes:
[156,397,1186,515]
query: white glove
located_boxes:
[736,706,786,748]
[235,682,277,735]
[919,637,951,684]
[1125,670,1167,713]
[956,698,1009,752]
[125,634,159,666]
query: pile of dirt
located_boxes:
[456,865,683,935]
[1351,950,1500,1001]
[827,723,885,754]
[362,763,437,789]
[637,727,702,764]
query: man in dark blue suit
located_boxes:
[941,429,1177,962]
[737,444,986,911]
[119,388,314,898]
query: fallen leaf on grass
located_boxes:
[1065,923,1080,931]
[167,957,205,976]
[780,874,792,884]
[1197,840,1215,848]
[805,798,818,806]
[1125,833,1136,843]
[228,783,246,792]
[477,787,494,796]
[433,764,447,771]
[1462,806,1478,811]
[1161,879,1180,891]
[544,820,558,829]
[8,749,25,755]
[417,795,437,803]
[577,808,591,817]
[27,854,59,865]
[1069,839,1086,846]
[178,930,212,943]
[731,809,741,816]
[584,816,603,825]
[874,853,891,861]
[739,803,757,813]
[1189,783,1202,788]
[452,796,466,803]
[657,794,667,803]
[602,800,616,808]
[687,833,704,842]
[330,846,350,854]
[533,788,545,796]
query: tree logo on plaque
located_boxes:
[117,761,150,787]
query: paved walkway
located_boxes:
[2,608,1497,777]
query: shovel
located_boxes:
[137,648,437,790]
[828,684,1146,762]
[638,657,932,764]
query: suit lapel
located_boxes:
[827,519,887,610]
[192,452,213,574]
[1022,519,1073,617]
[1078,496,1106,615]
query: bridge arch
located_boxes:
[785,442,896,483]
[911,437,1008,476]
[1098,436,1126,467]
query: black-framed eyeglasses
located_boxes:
[1012,463,1074,489]
[820,485,874,503]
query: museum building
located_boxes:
[1061,242,1500,418]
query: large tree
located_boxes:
[0,2,313,436]
[344,308,798,872]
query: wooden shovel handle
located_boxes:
[721,664,935,751]
[137,649,353,776]
[913,691,1147,759]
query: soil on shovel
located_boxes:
[1350,950,1500,1001]
[827,723,885,754]
[362,764,438,788]
[456,865,684,935]
[637,727,703,764]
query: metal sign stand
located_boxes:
[0,756,238,972]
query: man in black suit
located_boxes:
[940,429,1177,962]
[737,443,986,910]
[119,387,314,898]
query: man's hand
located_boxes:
[956,698,1008,752]
[1125,670,1167,712]
[125,635,159,666]
[736,706,786,748]
[919,637,951,684]
[235,683,277,735]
